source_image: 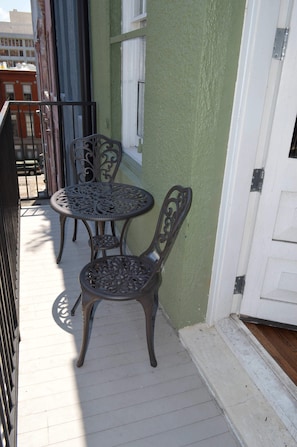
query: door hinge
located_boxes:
[272,28,289,61]
[234,275,245,295]
[250,168,264,192]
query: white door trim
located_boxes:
[206,0,284,325]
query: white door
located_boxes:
[240,1,297,326]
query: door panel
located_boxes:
[240,0,297,326]
[262,253,297,304]
[273,191,297,242]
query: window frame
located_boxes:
[5,83,15,100]
[22,84,32,101]
[25,113,34,137]
[121,0,147,164]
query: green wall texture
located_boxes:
[89,0,245,329]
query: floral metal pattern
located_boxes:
[51,182,154,221]
[83,255,154,296]
[71,134,122,183]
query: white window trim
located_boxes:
[121,0,146,165]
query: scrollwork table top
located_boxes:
[50,182,154,222]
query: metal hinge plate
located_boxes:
[234,275,246,295]
[251,168,264,192]
[273,28,289,60]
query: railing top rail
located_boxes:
[9,100,96,106]
[0,101,11,133]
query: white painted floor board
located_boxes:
[17,205,241,447]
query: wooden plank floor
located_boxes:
[17,204,241,447]
[245,322,297,386]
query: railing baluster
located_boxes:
[0,103,19,447]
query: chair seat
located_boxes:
[80,255,156,299]
[88,234,120,252]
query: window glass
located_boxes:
[122,37,146,159]
[5,84,14,100]
[121,0,146,163]
[14,145,23,160]
[23,84,32,101]
[26,145,35,159]
[11,114,19,137]
[289,117,297,158]
[134,0,146,19]
[25,114,34,136]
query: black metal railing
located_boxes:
[9,100,97,200]
[0,99,97,446]
[0,103,20,447]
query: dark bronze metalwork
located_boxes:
[70,133,122,184]
[50,182,154,262]
[54,133,123,263]
[76,185,192,368]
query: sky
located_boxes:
[0,0,31,21]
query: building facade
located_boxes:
[0,67,41,162]
[0,10,35,69]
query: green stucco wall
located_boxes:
[89,0,245,329]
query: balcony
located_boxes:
[0,102,241,447]
[17,203,241,447]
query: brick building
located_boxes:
[0,67,41,161]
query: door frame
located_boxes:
[207,0,291,325]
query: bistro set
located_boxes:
[50,133,192,368]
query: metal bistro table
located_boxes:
[50,182,154,263]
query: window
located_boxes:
[25,39,34,47]
[25,114,34,137]
[137,80,145,138]
[23,84,32,101]
[25,145,36,159]
[5,84,14,100]
[121,0,147,163]
[133,0,147,20]
[26,50,35,58]
[14,145,23,161]
[11,114,19,137]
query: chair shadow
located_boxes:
[51,291,78,334]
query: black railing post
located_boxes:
[0,102,20,447]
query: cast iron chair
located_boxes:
[75,185,192,368]
[56,133,122,263]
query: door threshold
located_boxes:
[242,319,297,386]
[179,316,297,446]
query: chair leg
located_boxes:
[138,291,159,367]
[111,221,116,236]
[72,219,78,242]
[71,293,81,316]
[77,299,98,367]
[56,215,67,264]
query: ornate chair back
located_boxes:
[70,133,122,184]
[141,185,192,272]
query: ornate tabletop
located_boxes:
[50,182,154,222]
